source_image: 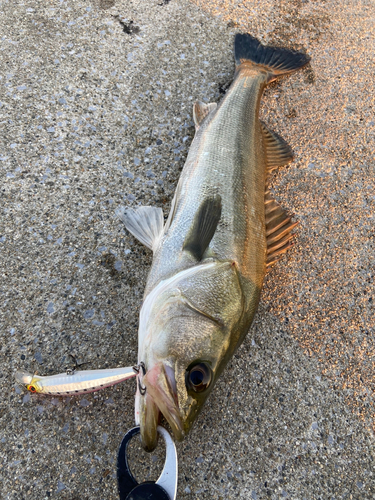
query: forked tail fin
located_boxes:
[234,33,310,82]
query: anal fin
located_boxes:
[265,190,298,271]
[183,195,222,261]
[261,121,294,172]
[116,205,164,252]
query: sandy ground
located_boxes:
[1,0,374,498]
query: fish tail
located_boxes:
[234,34,310,81]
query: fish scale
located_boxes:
[148,70,267,295]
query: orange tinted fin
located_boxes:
[261,121,294,172]
[265,190,298,272]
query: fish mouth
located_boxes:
[140,362,184,450]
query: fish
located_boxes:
[116,33,310,450]
[15,367,135,395]
[15,34,309,451]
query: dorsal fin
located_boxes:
[183,195,222,260]
[116,206,164,252]
[265,190,298,271]
[261,121,294,172]
[193,101,217,129]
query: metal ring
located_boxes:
[133,362,147,395]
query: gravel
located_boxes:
[1,0,374,498]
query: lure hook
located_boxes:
[65,353,89,375]
[133,362,147,395]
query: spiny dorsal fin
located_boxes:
[193,101,217,129]
[265,190,298,272]
[261,121,294,172]
[116,205,164,252]
[183,194,222,261]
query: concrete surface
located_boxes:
[1,0,374,498]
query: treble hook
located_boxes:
[65,353,90,375]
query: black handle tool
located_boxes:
[117,426,178,500]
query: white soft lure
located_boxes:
[15,367,136,396]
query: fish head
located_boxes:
[138,312,224,450]
[137,262,246,450]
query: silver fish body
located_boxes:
[118,34,310,450]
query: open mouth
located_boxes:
[140,362,184,449]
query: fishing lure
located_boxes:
[15,367,135,396]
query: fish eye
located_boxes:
[27,385,37,393]
[186,363,212,393]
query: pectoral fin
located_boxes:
[183,195,222,261]
[116,205,164,252]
